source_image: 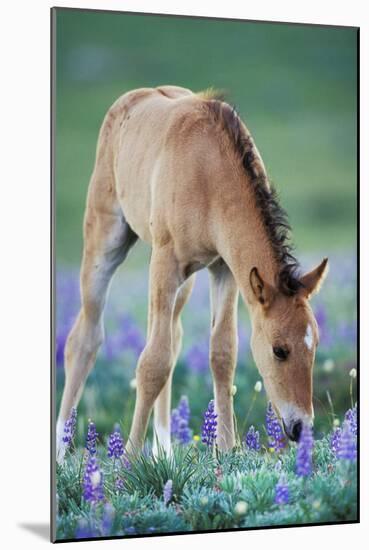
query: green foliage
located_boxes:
[56,438,357,540]
[182,487,236,530]
[121,445,213,501]
[56,450,85,515]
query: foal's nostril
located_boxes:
[291,420,303,442]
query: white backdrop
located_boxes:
[0,0,366,548]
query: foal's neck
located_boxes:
[215,176,280,306]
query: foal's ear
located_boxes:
[299,258,329,299]
[250,267,275,307]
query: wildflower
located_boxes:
[254,381,262,392]
[244,426,261,451]
[312,499,321,509]
[85,420,98,455]
[323,359,335,373]
[62,407,77,447]
[178,395,190,422]
[163,479,173,505]
[295,424,314,477]
[171,396,193,445]
[274,476,289,505]
[115,478,124,492]
[107,428,125,459]
[344,404,357,436]
[234,500,248,515]
[193,434,200,442]
[330,426,342,455]
[266,402,286,452]
[337,421,357,461]
[349,368,357,379]
[200,496,209,506]
[83,455,104,504]
[333,418,340,427]
[201,400,217,447]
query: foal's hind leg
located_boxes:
[152,275,195,455]
[209,259,239,450]
[56,206,137,462]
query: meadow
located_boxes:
[56,403,357,540]
[53,9,358,540]
[55,251,358,540]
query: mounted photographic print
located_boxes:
[51,7,359,542]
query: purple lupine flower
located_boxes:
[163,479,173,505]
[201,400,217,447]
[330,427,342,455]
[295,424,314,477]
[115,477,124,492]
[275,476,290,505]
[171,396,193,445]
[62,407,77,447]
[83,455,104,504]
[266,403,286,452]
[337,421,357,462]
[344,404,357,436]
[244,426,261,451]
[178,395,190,422]
[85,420,98,455]
[107,429,125,459]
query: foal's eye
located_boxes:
[273,346,289,361]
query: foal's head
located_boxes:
[249,258,328,442]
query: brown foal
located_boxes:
[56,85,328,461]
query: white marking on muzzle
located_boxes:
[304,323,314,351]
[278,401,313,426]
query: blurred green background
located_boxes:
[54,9,357,442]
[55,9,357,263]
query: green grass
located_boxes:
[56,436,357,540]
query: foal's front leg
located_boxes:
[126,245,181,453]
[209,260,239,450]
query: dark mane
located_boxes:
[207,99,302,296]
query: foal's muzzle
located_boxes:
[282,419,303,442]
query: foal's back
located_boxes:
[96,85,230,253]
